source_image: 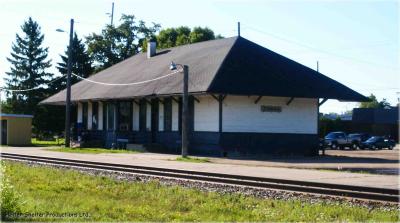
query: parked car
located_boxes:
[360,136,395,150]
[347,133,371,149]
[324,131,358,150]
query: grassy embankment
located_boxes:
[44,147,139,154]
[3,161,398,222]
[32,138,139,154]
[32,138,65,146]
[175,156,210,163]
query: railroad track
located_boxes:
[2,152,399,203]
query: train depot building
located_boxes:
[42,37,367,156]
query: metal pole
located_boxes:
[111,2,114,26]
[238,22,240,36]
[181,65,189,157]
[65,18,74,148]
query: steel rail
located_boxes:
[2,152,399,203]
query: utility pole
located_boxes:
[65,18,74,148]
[182,65,189,157]
[237,22,241,36]
[110,2,114,26]
[317,61,319,72]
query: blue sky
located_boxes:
[0,0,398,113]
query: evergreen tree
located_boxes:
[3,17,55,134]
[53,33,93,91]
[4,17,53,111]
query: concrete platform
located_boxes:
[1,146,399,190]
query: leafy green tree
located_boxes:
[143,26,222,51]
[175,26,191,45]
[86,14,160,71]
[155,26,191,49]
[189,27,215,43]
[53,33,93,91]
[359,94,391,109]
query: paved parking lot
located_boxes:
[208,146,399,174]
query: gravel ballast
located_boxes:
[4,158,399,211]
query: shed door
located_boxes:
[1,120,7,145]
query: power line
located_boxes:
[0,67,183,92]
[0,74,67,92]
[71,69,181,86]
[242,24,398,70]
[358,88,400,91]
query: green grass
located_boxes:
[175,156,210,163]
[32,138,65,147]
[44,147,139,154]
[3,161,398,222]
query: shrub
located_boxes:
[0,163,22,221]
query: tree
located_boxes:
[86,14,160,71]
[2,18,68,136]
[52,33,93,92]
[359,94,391,109]
[142,26,222,51]
[189,27,215,43]
[155,26,191,49]
[3,17,54,133]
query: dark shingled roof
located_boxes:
[41,36,368,105]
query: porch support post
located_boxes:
[317,98,323,156]
[87,101,93,130]
[192,96,200,103]
[319,98,328,106]
[286,97,295,105]
[98,101,103,130]
[254,96,262,104]
[171,96,179,104]
[218,94,225,133]
[77,102,83,124]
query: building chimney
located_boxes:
[147,41,156,58]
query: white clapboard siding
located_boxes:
[87,101,93,130]
[77,102,83,123]
[172,100,179,131]
[132,102,139,131]
[194,95,219,132]
[146,103,151,130]
[159,102,164,131]
[98,102,103,130]
[222,96,317,134]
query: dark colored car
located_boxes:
[360,136,395,150]
[347,133,371,149]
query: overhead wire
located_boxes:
[0,74,67,92]
[71,69,181,86]
[0,68,183,92]
[241,23,398,70]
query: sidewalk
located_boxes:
[2,146,399,190]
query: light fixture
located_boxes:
[169,61,177,70]
[56,28,66,33]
